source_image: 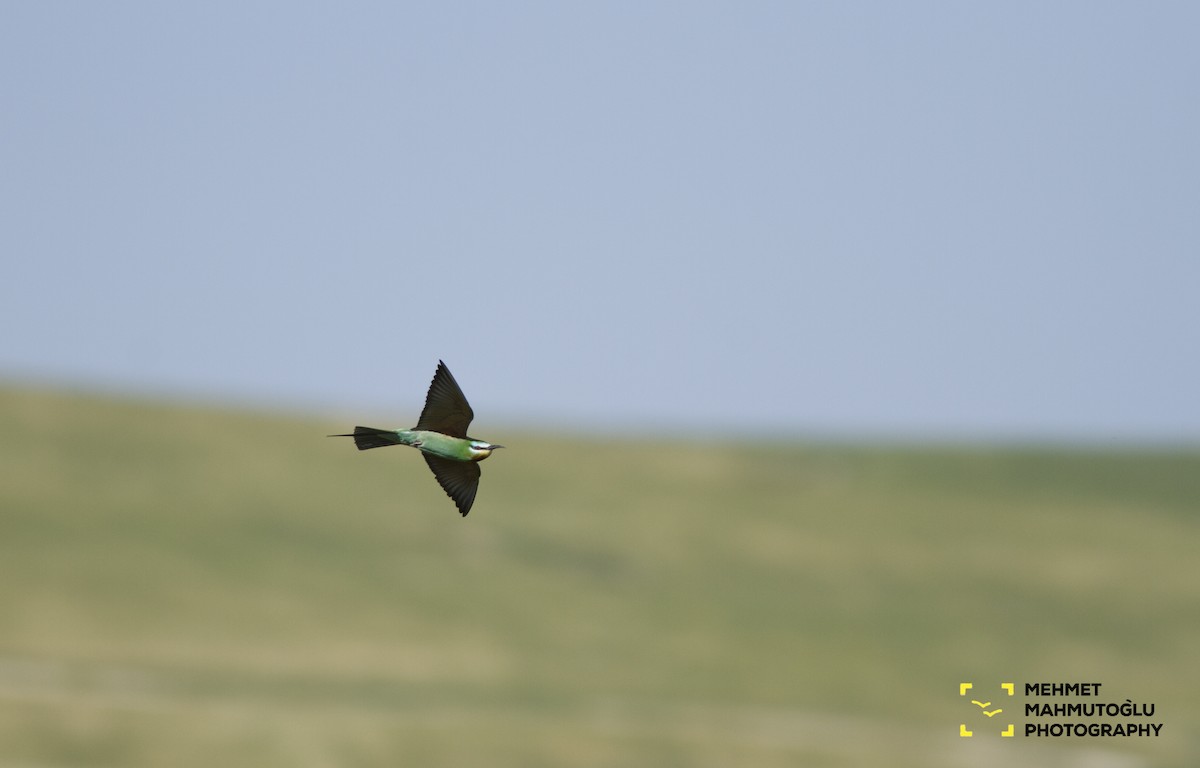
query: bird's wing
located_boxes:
[422,454,481,517]
[415,360,474,438]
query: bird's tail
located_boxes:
[328,426,402,450]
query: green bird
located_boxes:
[331,360,503,516]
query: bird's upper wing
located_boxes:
[415,360,474,438]
[423,454,481,517]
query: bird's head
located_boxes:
[468,440,504,461]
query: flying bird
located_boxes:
[331,361,503,516]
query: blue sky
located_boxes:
[3,3,1197,440]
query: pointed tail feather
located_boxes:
[328,426,402,450]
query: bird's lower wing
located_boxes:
[422,454,481,517]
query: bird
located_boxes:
[330,360,503,516]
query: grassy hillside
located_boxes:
[1,386,1197,767]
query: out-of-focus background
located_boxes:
[2,4,1197,766]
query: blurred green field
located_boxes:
[1,385,1197,767]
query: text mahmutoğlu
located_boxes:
[1024,683,1162,738]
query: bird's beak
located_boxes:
[491,444,505,449]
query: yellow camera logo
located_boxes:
[960,682,1014,737]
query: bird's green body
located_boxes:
[365,429,499,463]
[330,361,503,517]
